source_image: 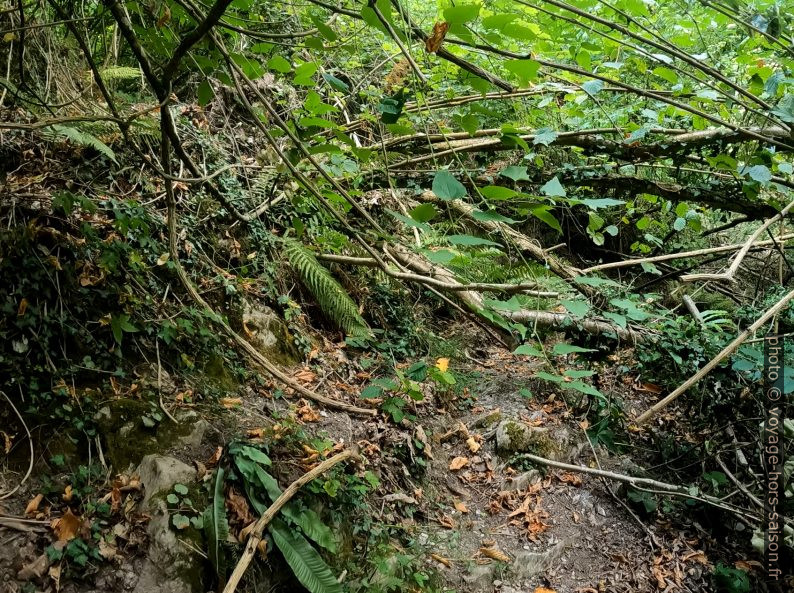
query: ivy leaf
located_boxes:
[533,128,558,146]
[500,165,530,181]
[432,171,467,200]
[746,164,772,185]
[514,343,544,357]
[581,79,604,96]
[561,300,590,318]
[110,314,137,345]
[443,3,481,24]
[540,176,566,197]
[172,514,190,530]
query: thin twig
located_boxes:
[0,390,34,500]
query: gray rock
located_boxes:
[133,456,201,593]
[136,455,194,509]
[242,301,299,365]
[504,469,541,491]
[513,540,568,578]
[463,563,496,588]
[495,420,582,461]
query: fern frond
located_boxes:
[43,124,118,164]
[282,237,370,337]
[99,66,141,80]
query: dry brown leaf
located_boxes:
[534,588,557,593]
[156,5,171,28]
[454,500,469,514]
[17,297,28,316]
[51,508,81,542]
[98,539,118,560]
[49,563,62,592]
[206,446,223,468]
[62,485,73,502]
[293,368,317,383]
[296,401,320,422]
[414,425,433,459]
[1,430,11,454]
[466,435,481,453]
[226,487,254,525]
[479,546,511,562]
[437,515,455,529]
[449,456,469,471]
[558,472,583,486]
[220,397,242,408]
[25,493,43,516]
[17,554,49,580]
[257,538,268,558]
[238,521,256,543]
[425,21,449,53]
[431,553,451,567]
[682,551,709,565]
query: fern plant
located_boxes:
[98,66,141,81]
[282,237,370,337]
[43,124,118,164]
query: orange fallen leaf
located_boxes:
[479,546,511,562]
[435,357,450,372]
[454,500,469,513]
[220,397,242,408]
[25,494,43,516]
[449,456,469,471]
[534,588,557,593]
[51,508,81,542]
[425,22,449,53]
[62,485,73,502]
[17,298,28,316]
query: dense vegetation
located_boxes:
[1,0,793,592]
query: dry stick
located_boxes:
[715,454,763,510]
[582,233,794,273]
[0,390,33,500]
[222,447,359,593]
[511,452,758,523]
[681,198,794,283]
[635,287,794,425]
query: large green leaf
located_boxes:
[203,467,229,579]
[270,519,341,593]
[432,170,467,200]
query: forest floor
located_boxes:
[0,322,745,593]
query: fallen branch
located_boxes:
[635,287,794,424]
[414,191,598,300]
[386,244,646,342]
[581,233,794,273]
[509,452,759,523]
[681,198,794,283]
[222,447,359,593]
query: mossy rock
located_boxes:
[495,420,580,461]
[95,398,207,470]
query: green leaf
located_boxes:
[530,205,562,232]
[197,80,214,106]
[443,3,481,25]
[533,128,558,146]
[540,176,566,197]
[746,164,772,184]
[535,371,564,383]
[174,483,189,495]
[432,171,467,200]
[561,300,590,318]
[552,343,595,355]
[322,73,349,92]
[166,493,179,505]
[652,66,678,84]
[603,312,627,329]
[171,514,190,530]
[504,59,540,87]
[270,519,342,593]
[482,13,516,30]
[500,165,530,181]
[110,314,137,345]
[673,217,686,231]
[446,234,501,247]
[203,468,229,579]
[572,197,625,210]
[479,185,517,200]
[514,343,544,357]
[566,381,603,397]
[581,79,603,95]
[564,369,595,379]
[294,508,337,553]
[409,203,437,223]
[388,209,430,231]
